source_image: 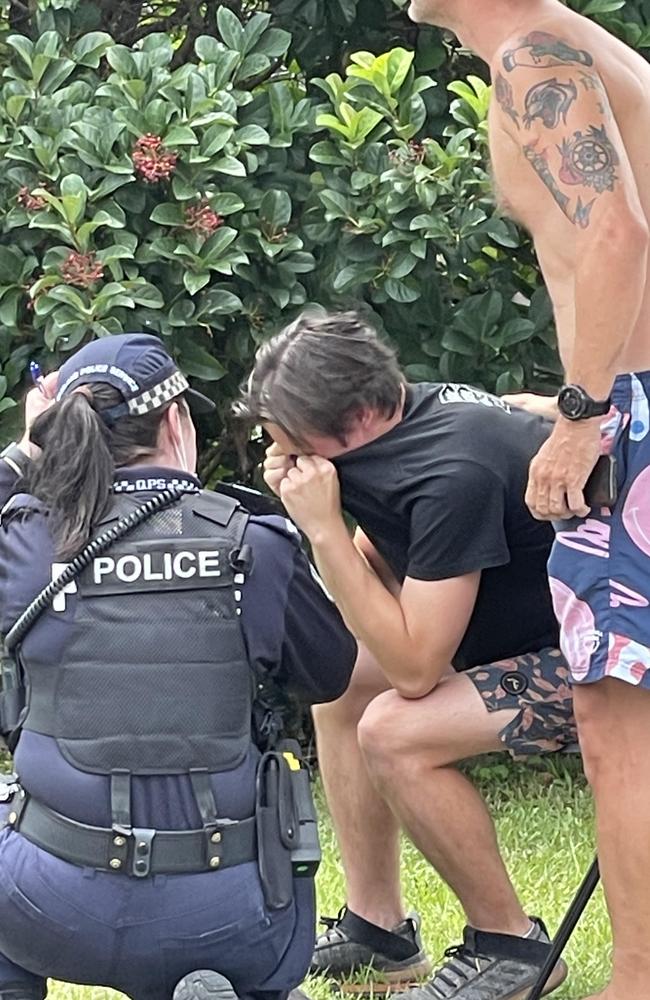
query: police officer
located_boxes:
[0,334,356,1000]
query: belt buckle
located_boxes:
[131,828,155,878]
[109,825,156,877]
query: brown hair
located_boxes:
[25,384,177,558]
[234,311,404,447]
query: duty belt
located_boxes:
[7,792,257,877]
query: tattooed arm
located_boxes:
[491,36,649,519]
[493,42,648,399]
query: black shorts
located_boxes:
[466,648,577,757]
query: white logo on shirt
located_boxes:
[439,384,511,412]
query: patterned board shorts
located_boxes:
[467,648,577,757]
[548,371,650,689]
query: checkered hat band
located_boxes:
[127,371,189,416]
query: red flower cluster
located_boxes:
[184,201,224,236]
[60,251,104,289]
[408,140,426,163]
[388,141,426,166]
[132,134,178,183]
[17,187,47,212]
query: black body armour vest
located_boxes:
[23,490,253,777]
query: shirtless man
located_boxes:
[404,3,650,1000]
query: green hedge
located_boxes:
[0,0,647,474]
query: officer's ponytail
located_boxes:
[26,382,170,559]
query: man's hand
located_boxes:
[502,392,558,422]
[279,455,344,541]
[19,371,58,459]
[526,418,601,520]
[263,442,296,497]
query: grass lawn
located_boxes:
[45,755,609,1000]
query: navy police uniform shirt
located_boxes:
[0,463,356,829]
[333,382,559,670]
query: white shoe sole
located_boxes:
[334,958,567,999]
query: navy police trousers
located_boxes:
[0,821,314,1000]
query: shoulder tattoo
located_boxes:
[558,124,619,193]
[494,72,520,129]
[524,141,595,229]
[579,72,611,118]
[523,77,577,129]
[522,125,618,229]
[503,31,593,72]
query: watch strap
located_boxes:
[589,397,611,416]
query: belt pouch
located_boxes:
[277,740,321,877]
[255,756,293,910]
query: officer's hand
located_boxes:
[279,456,343,540]
[263,442,296,497]
[19,372,58,459]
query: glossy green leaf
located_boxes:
[178,339,226,380]
[183,271,211,296]
[150,203,185,226]
[217,7,245,52]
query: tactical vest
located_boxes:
[22,489,253,777]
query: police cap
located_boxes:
[56,334,216,424]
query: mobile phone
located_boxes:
[584,454,618,508]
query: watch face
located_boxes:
[559,386,586,419]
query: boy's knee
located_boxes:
[357,692,408,768]
[358,685,461,776]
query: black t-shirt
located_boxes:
[333,382,559,669]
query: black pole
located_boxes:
[526,857,601,1000]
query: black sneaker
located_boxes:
[173,971,239,1000]
[390,919,567,1000]
[310,907,432,987]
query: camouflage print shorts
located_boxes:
[466,648,577,757]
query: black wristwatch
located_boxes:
[557,384,611,421]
